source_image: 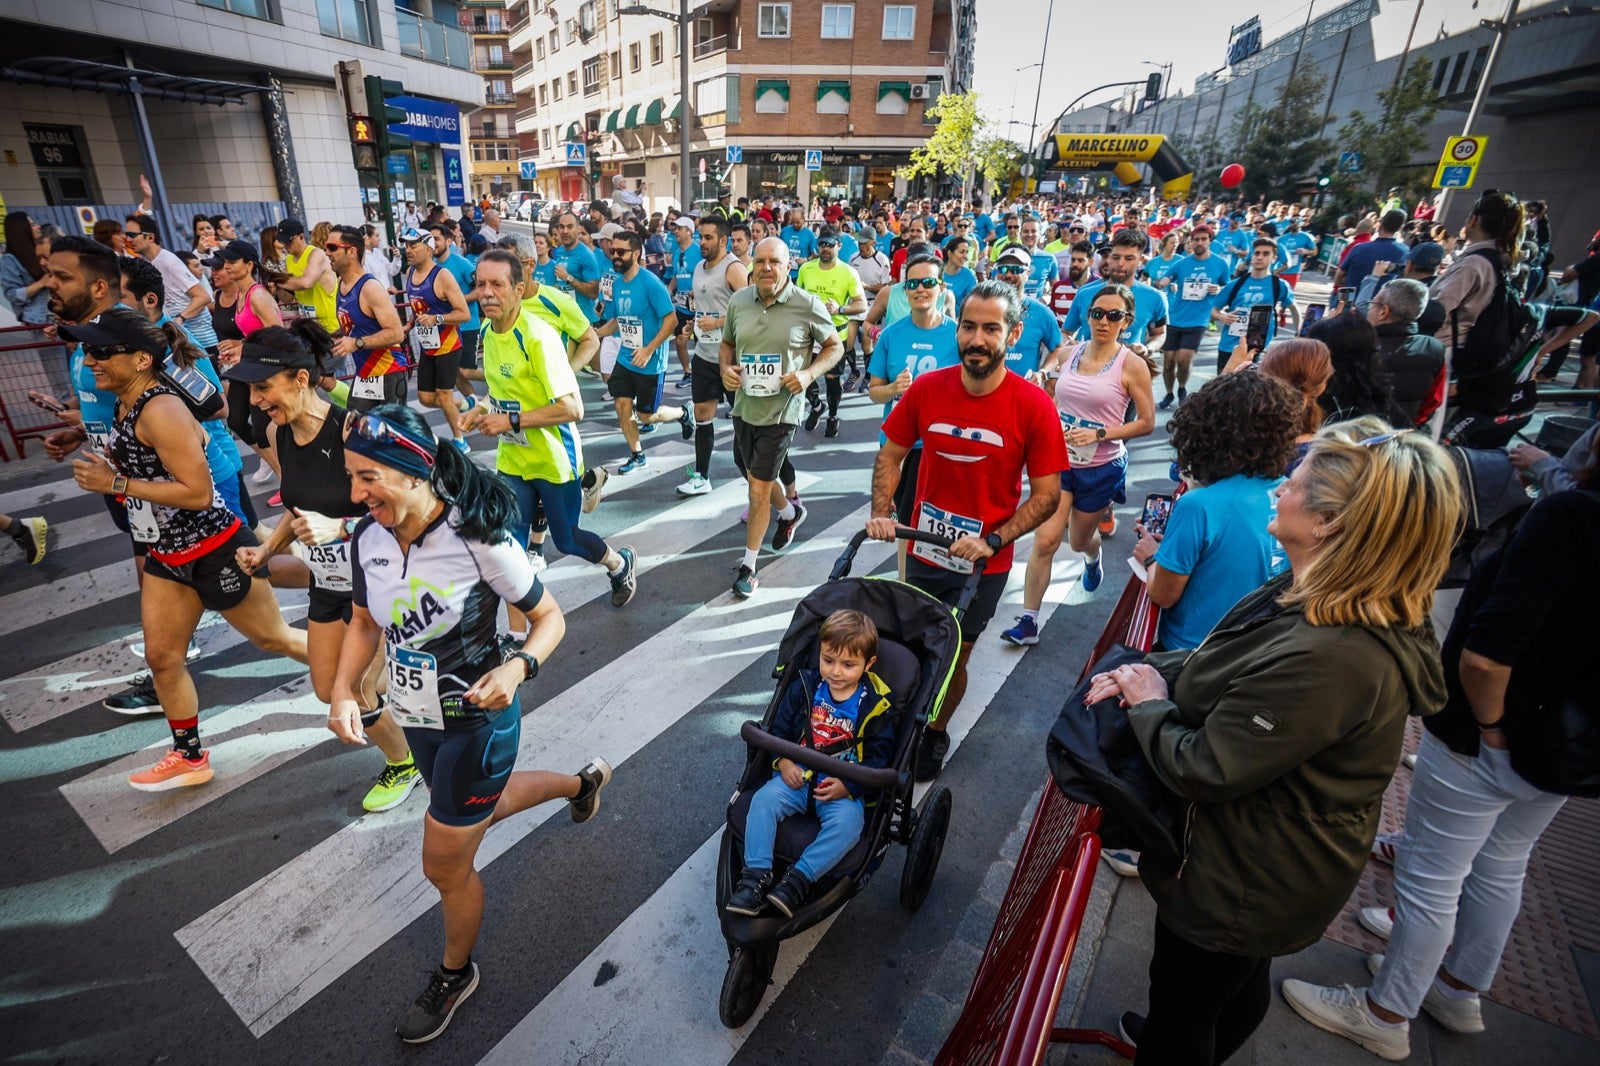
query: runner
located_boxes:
[865,280,1066,780]
[1144,230,1184,292]
[679,214,749,497]
[550,211,605,325]
[1002,283,1156,646]
[1059,230,1170,351]
[398,228,472,450]
[63,308,308,788]
[719,237,842,598]
[460,249,638,608]
[225,323,421,813]
[1218,239,1301,374]
[122,214,217,354]
[426,220,483,410]
[328,225,407,412]
[274,219,339,333]
[796,228,868,439]
[1018,218,1059,302]
[1160,226,1231,408]
[729,221,754,270]
[327,402,611,1043]
[665,216,701,388]
[991,245,1068,381]
[940,236,979,314]
[780,207,818,277]
[596,230,694,473]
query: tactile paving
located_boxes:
[1323,718,1600,1040]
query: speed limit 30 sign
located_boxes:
[1433,135,1488,189]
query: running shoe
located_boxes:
[678,404,695,440]
[739,508,749,524]
[362,758,421,813]
[1177,387,1188,406]
[1082,555,1103,592]
[841,370,861,391]
[131,639,201,662]
[1370,830,1400,866]
[732,564,758,599]
[999,615,1039,646]
[581,466,609,512]
[824,416,840,439]
[769,500,807,551]
[1364,955,1485,1034]
[525,551,547,577]
[268,491,283,508]
[250,461,276,485]
[1279,980,1409,1061]
[914,728,950,782]
[674,373,693,391]
[1101,849,1142,877]
[1157,393,1175,410]
[1358,906,1396,940]
[129,749,213,791]
[609,546,637,607]
[7,515,47,564]
[396,963,480,1044]
[569,757,613,823]
[617,453,647,475]
[450,437,470,454]
[459,394,478,413]
[104,673,163,716]
[1099,511,1117,538]
[638,422,657,435]
[803,397,824,432]
[579,365,600,376]
[676,471,712,496]
[599,390,613,402]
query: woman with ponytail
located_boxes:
[1425,190,1524,351]
[208,238,285,490]
[327,401,613,1044]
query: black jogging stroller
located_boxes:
[713,528,974,1027]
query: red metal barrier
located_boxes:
[0,324,72,461]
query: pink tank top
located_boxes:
[1054,343,1131,467]
[235,283,268,336]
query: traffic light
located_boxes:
[1144,73,1162,104]
[349,114,378,173]
[364,75,412,158]
[1317,175,1331,188]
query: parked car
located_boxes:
[515,198,549,222]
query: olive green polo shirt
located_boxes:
[722,277,837,426]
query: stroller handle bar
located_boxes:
[830,526,985,618]
[740,721,903,792]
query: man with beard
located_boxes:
[1059,229,1169,353]
[865,279,1066,780]
[1049,239,1095,326]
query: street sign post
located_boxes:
[565,142,587,167]
[725,145,742,164]
[519,161,538,181]
[804,149,822,171]
[1432,135,1487,189]
[1338,150,1362,174]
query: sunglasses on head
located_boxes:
[83,343,136,361]
[994,264,1027,276]
[903,276,942,290]
[1088,307,1130,323]
[1357,429,1414,448]
[344,412,436,467]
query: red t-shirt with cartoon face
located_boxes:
[882,365,1067,574]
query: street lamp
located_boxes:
[1008,62,1042,132]
[1023,1,1056,193]
[619,1,692,211]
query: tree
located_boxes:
[899,90,988,200]
[1324,58,1441,215]
[973,135,1023,197]
[1225,67,1331,202]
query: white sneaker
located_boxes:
[581,466,609,513]
[676,472,712,497]
[1101,849,1141,877]
[1359,905,1395,940]
[526,551,548,576]
[1280,980,1410,1061]
[250,461,276,485]
[1403,752,1418,769]
[1366,954,1486,1034]
[1371,830,1401,866]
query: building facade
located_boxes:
[462,0,520,202]
[0,0,481,244]
[505,0,976,213]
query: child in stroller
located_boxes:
[724,609,897,918]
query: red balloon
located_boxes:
[1220,163,1246,188]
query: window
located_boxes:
[673,28,680,56]
[539,84,549,107]
[1446,50,1469,95]
[489,44,504,65]
[315,0,371,46]
[583,56,602,94]
[565,18,577,43]
[882,5,914,40]
[536,37,545,59]
[821,4,853,39]
[1466,45,1490,94]
[816,80,850,114]
[552,78,562,101]
[651,31,663,64]
[579,1,597,38]
[550,28,559,52]
[608,0,618,20]
[199,0,272,19]
[876,80,910,115]
[696,75,728,115]
[758,3,790,38]
[754,79,789,114]
[630,42,641,71]
[610,50,621,78]
[567,71,578,94]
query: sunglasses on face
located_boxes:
[903,276,942,291]
[818,240,839,248]
[83,344,136,361]
[1088,307,1130,323]
[326,243,350,253]
[344,412,436,468]
[1069,227,1086,233]
[994,264,1027,276]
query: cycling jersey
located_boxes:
[351,508,546,731]
[338,275,403,377]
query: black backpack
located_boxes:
[1439,447,1531,589]
[1449,247,1542,413]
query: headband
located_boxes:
[344,422,436,480]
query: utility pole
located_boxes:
[620,0,693,211]
[1435,0,1520,223]
[1022,0,1056,194]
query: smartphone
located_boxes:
[1139,493,1175,538]
[1302,303,1326,333]
[1246,304,1273,353]
[1337,286,1356,306]
[27,389,67,415]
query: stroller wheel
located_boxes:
[901,785,953,912]
[718,943,778,1028]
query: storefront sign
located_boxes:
[1227,16,1262,67]
[25,124,88,168]
[442,149,465,206]
[388,96,461,145]
[743,150,908,167]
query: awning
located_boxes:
[878,80,911,101]
[666,95,682,121]
[754,79,789,101]
[0,55,267,106]
[817,80,850,101]
[565,121,581,141]
[604,108,622,132]
[644,97,664,125]
[623,103,642,128]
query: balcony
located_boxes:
[397,8,472,70]
[693,34,729,60]
[485,91,518,106]
[509,15,535,52]
[512,61,538,93]
[474,54,516,72]
[515,107,541,135]
[459,11,508,35]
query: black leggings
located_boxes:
[227,379,273,449]
[1136,918,1271,1065]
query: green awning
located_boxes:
[817,80,850,101]
[666,95,682,120]
[878,81,911,101]
[565,122,581,141]
[623,103,642,129]
[604,108,621,132]
[754,79,789,101]
[644,97,664,125]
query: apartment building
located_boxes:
[0,1,481,239]
[461,0,520,201]
[507,0,976,212]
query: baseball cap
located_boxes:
[397,227,431,244]
[671,215,697,229]
[995,245,1033,269]
[277,219,306,240]
[597,222,623,239]
[1406,241,1446,272]
[857,226,877,242]
[200,239,260,269]
[58,307,168,356]
[223,335,320,382]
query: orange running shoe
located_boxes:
[129,749,213,791]
[1099,510,1117,538]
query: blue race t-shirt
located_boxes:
[1153,474,1289,650]
[868,315,960,440]
[670,240,701,312]
[837,232,860,265]
[603,267,676,376]
[441,249,480,331]
[1006,297,1062,376]
[781,225,818,275]
[1061,279,1170,346]
[942,266,978,313]
[971,213,996,247]
[1024,249,1059,301]
[1217,226,1251,268]
[1144,255,1182,291]
[549,241,604,323]
[1216,274,1296,356]
[1166,254,1234,329]
[1278,231,1316,272]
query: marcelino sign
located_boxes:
[388,95,462,145]
[1053,135,1156,161]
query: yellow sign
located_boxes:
[1432,135,1488,189]
[1049,132,1193,201]
[76,205,98,233]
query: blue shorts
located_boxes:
[1060,454,1127,513]
[404,703,521,826]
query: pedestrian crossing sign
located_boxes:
[804,149,822,171]
[566,142,587,166]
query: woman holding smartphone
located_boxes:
[1002,283,1155,646]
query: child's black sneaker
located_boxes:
[724,868,773,916]
[766,868,812,918]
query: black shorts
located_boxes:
[609,362,664,413]
[308,585,355,625]
[458,328,480,371]
[418,348,462,393]
[143,526,258,612]
[405,703,521,827]
[905,556,1008,643]
[732,416,797,483]
[674,309,694,334]
[891,447,924,524]
[348,371,408,413]
[691,356,734,405]
[1162,326,1206,353]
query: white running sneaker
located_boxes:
[526,551,548,576]
[1280,980,1410,1061]
[1359,906,1396,940]
[676,471,712,497]
[1365,954,1486,1034]
[250,461,276,485]
[1370,830,1401,866]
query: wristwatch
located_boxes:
[984,532,1004,552]
[509,411,522,433]
[507,650,539,680]
[1095,427,1108,441]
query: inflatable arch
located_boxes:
[1038,133,1194,201]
